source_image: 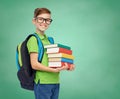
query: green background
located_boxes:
[0,0,120,99]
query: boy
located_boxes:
[27,8,74,99]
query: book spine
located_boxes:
[48,62,64,67]
[62,53,74,59]
[48,53,74,59]
[59,48,72,54]
[58,44,71,50]
[48,58,73,63]
[47,47,72,54]
[49,62,72,68]
[61,58,73,64]
[48,58,61,61]
[44,44,71,50]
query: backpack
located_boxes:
[16,33,54,91]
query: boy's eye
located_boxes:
[46,19,52,22]
[36,17,52,24]
[37,18,44,21]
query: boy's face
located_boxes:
[33,13,52,32]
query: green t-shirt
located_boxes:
[27,33,59,84]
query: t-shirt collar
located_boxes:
[35,32,47,40]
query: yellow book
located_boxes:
[48,53,74,59]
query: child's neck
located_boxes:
[36,29,44,35]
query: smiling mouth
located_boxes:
[40,24,47,27]
[41,26,47,28]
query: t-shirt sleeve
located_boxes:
[27,36,38,53]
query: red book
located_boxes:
[46,47,72,54]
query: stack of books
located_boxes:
[44,44,74,68]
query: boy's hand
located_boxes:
[68,64,75,71]
[53,63,68,72]
[62,62,75,71]
[56,64,68,71]
[52,63,75,72]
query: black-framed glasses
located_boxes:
[35,17,52,25]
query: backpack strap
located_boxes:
[16,46,20,70]
[26,33,44,62]
[48,37,54,44]
[31,33,44,62]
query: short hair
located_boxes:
[34,8,51,18]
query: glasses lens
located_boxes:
[37,17,44,23]
[36,17,52,24]
[46,19,52,24]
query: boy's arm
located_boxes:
[30,53,67,73]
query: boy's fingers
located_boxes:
[69,64,75,71]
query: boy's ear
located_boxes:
[32,18,36,24]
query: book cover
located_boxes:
[46,47,72,54]
[49,57,74,64]
[48,62,72,67]
[44,43,71,50]
[48,53,74,59]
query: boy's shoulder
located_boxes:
[27,36,37,44]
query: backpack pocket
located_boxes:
[17,67,35,90]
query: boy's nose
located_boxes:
[43,20,46,23]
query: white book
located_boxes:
[48,61,72,68]
[46,47,72,54]
[47,47,60,53]
[49,62,64,67]
[44,43,71,50]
